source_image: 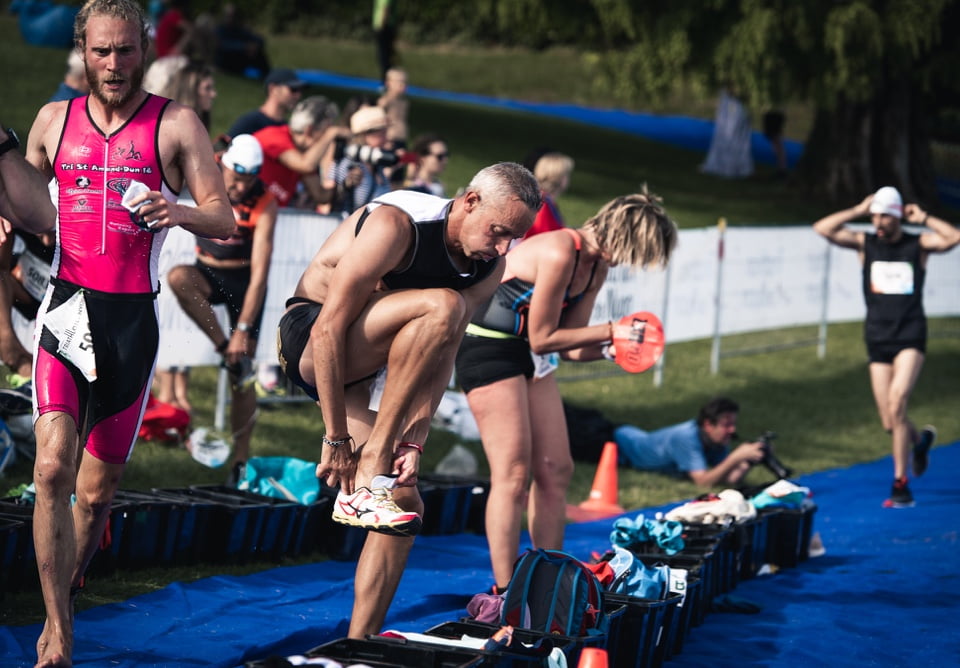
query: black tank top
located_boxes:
[354,200,498,291]
[862,232,926,344]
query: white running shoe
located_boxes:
[332,475,422,536]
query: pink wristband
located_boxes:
[398,441,423,453]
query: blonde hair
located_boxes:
[583,185,678,269]
[533,152,574,197]
[75,0,148,50]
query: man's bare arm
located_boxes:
[906,204,960,253]
[812,194,871,250]
[278,125,347,175]
[3,114,57,234]
[142,104,234,239]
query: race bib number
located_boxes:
[368,366,388,412]
[870,261,914,295]
[43,290,97,381]
[531,351,559,379]
[17,250,51,302]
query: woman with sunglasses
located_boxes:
[406,133,450,197]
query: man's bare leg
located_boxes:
[166,266,224,344]
[33,413,80,668]
[887,350,925,479]
[355,289,466,488]
[230,383,258,466]
[348,485,422,638]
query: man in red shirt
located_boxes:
[254,95,344,208]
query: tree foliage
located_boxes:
[585,0,958,201]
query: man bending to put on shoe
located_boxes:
[277,162,540,636]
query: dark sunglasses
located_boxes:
[430,151,449,160]
[231,163,260,175]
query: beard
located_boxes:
[86,61,145,108]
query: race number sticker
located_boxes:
[368,366,388,412]
[42,290,97,381]
[17,250,51,302]
[531,351,559,379]
[870,261,914,295]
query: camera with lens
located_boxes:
[333,137,400,168]
[756,430,793,480]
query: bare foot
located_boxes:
[36,619,72,668]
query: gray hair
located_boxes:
[289,95,340,133]
[75,0,148,51]
[467,162,541,213]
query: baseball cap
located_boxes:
[265,67,306,89]
[350,106,388,134]
[869,186,903,218]
[222,135,263,175]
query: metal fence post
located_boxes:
[817,242,832,359]
[710,218,727,374]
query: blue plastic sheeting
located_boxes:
[2,442,958,666]
[11,1,78,48]
[296,69,804,168]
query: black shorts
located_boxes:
[277,297,321,401]
[196,262,263,338]
[455,333,533,393]
[866,340,926,364]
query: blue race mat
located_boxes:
[2,441,957,667]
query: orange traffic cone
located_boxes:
[577,647,609,668]
[566,441,625,522]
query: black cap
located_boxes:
[265,68,306,89]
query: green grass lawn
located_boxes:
[2,14,959,626]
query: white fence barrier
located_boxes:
[14,211,960,382]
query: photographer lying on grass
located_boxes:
[613,396,792,487]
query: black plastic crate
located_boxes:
[635,553,711,627]
[667,575,701,657]
[0,497,37,593]
[604,592,681,668]
[428,611,614,668]
[418,474,485,536]
[0,516,25,597]
[307,636,483,668]
[191,485,301,561]
[151,487,261,564]
[425,620,573,668]
[112,489,185,568]
[761,501,817,568]
[735,514,769,580]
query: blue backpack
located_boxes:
[500,548,607,636]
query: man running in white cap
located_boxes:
[814,186,960,507]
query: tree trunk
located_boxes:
[796,77,938,206]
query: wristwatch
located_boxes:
[0,128,20,157]
[236,321,251,333]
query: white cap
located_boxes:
[222,134,263,174]
[869,186,903,218]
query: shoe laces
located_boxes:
[368,485,406,512]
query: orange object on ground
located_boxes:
[566,441,625,522]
